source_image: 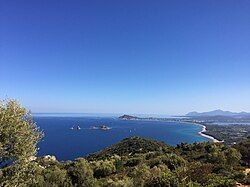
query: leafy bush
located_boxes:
[92,159,116,178]
[205,174,236,187]
[99,177,133,187]
[66,158,96,186]
[144,168,179,187]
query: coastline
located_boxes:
[197,124,221,143]
[120,117,221,143]
[178,121,221,142]
[121,118,223,143]
[166,120,221,143]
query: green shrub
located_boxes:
[129,164,151,187]
[144,169,179,187]
[125,157,142,167]
[92,159,116,178]
[99,176,133,187]
[205,174,236,187]
[67,158,96,186]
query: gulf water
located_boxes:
[34,116,209,161]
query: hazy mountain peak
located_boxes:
[186,110,250,117]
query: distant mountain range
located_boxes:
[186,110,250,117]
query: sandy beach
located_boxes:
[198,124,221,143]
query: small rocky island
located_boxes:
[91,125,111,131]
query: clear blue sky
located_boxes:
[1,0,250,115]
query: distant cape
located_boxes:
[118,115,139,120]
[186,109,250,117]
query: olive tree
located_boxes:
[0,99,42,185]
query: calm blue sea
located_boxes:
[34,116,209,161]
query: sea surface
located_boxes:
[34,116,210,161]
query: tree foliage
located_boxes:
[0,100,42,186]
[0,100,42,165]
[66,158,96,187]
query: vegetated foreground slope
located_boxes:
[87,136,173,160]
[4,136,250,186]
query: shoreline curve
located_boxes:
[177,121,221,143]
[198,124,221,143]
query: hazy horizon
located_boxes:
[1,0,250,114]
[32,108,250,117]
